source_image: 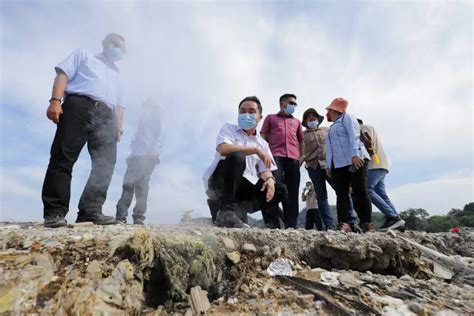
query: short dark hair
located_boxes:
[238,96,263,114]
[104,33,125,43]
[279,94,297,103]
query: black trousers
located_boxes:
[41,95,117,218]
[332,163,372,224]
[306,208,324,231]
[273,156,301,228]
[116,156,156,221]
[207,152,287,226]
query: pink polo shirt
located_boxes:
[260,112,304,160]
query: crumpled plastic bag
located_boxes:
[266,258,295,276]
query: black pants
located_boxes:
[332,164,372,224]
[41,95,117,218]
[273,156,301,228]
[207,152,287,226]
[116,156,156,221]
[306,208,324,231]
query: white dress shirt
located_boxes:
[55,49,123,110]
[203,123,277,191]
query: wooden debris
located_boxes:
[189,286,211,314]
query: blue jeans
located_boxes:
[306,166,357,226]
[367,169,398,219]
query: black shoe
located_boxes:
[265,221,282,229]
[380,217,406,231]
[133,218,145,225]
[115,217,127,224]
[76,213,116,225]
[215,206,250,228]
[350,223,363,234]
[325,224,337,231]
[132,214,145,225]
[44,215,67,228]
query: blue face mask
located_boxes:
[238,114,258,130]
[106,47,123,62]
[284,104,296,115]
[307,120,319,129]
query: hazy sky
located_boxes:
[1,0,472,223]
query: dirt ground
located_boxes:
[1,222,473,315]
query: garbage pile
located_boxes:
[1,222,473,315]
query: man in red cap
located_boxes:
[325,98,373,232]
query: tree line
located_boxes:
[399,202,474,232]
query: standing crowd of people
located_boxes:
[40,33,404,232]
[204,95,406,232]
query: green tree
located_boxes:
[447,202,474,228]
[400,208,429,231]
[448,208,462,217]
[463,202,474,213]
[425,215,458,233]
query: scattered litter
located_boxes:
[267,258,295,276]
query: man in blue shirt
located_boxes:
[42,33,126,227]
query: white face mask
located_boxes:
[307,121,319,129]
[106,46,123,62]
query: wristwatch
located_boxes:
[49,97,61,103]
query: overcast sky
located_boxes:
[0,0,472,224]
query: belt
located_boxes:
[69,94,108,108]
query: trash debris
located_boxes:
[401,236,474,285]
[188,286,211,314]
[267,258,295,276]
[320,271,341,287]
[1,223,473,314]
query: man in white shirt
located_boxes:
[42,33,126,227]
[116,100,162,225]
[203,96,287,228]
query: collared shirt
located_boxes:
[129,111,162,157]
[260,112,304,160]
[55,49,123,110]
[202,123,277,191]
[360,124,389,171]
[326,113,370,169]
[303,126,329,169]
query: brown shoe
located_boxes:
[361,222,374,233]
[337,222,353,232]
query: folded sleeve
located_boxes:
[54,48,88,81]
[257,141,277,173]
[216,124,236,149]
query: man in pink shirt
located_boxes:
[261,94,304,228]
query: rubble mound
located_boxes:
[1,223,473,315]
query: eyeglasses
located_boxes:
[288,101,298,106]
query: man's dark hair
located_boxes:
[238,96,263,114]
[104,33,125,43]
[279,93,297,103]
